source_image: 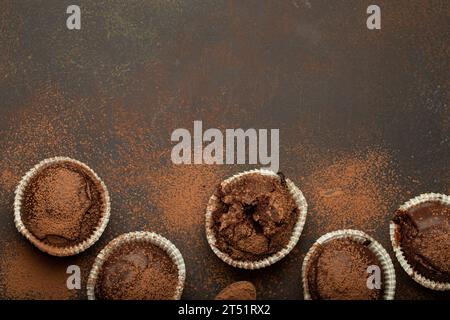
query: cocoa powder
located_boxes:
[0,85,235,299]
[214,281,256,300]
[148,165,228,234]
[306,238,383,300]
[302,150,402,234]
[95,241,178,300]
[0,240,77,300]
[21,162,104,247]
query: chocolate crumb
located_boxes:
[211,173,299,261]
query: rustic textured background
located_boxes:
[0,0,448,300]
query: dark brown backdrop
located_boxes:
[0,0,448,300]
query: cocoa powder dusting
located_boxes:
[0,240,76,300]
[0,0,447,301]
[95,241,178,300]
[0,85,236,299]
[306,238,383,300]
[148,165,228,234]
[214,281,256,300]
[21,162,104,247]
[302,150,402,233]
[0,86,109,207]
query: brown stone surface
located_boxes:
[0,1,448,299]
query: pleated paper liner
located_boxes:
[390,193,450,291]
[302,229,396,300]
[205,169,308,269]
[14,156,111,257]
[87,231,186,300]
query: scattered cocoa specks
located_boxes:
[0,85,111,206]
[301,149,402,234]
[0,239,76,300]
[148,165,228,234]
[0,169,19,195]
[214,281,256,300]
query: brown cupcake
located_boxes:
[14,157,110,256]
[302,229,396,300]
[391,193,450,290]
[206,169,308,269]
[87,232,185,300]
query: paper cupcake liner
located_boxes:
[87,231,186,300]
[205,169,308,270]
[302,229,396,300]
[390,192,450,291]
[14,156,111,257]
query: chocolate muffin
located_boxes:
[94,241,179,300]
[210,172,301,262]
[305,238,384,300]
[392,200,450,283]
[20,161,106,248]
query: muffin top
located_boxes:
[95,241,179,300]
[393,200,450,283]
[306,238,384,300]
[211,173,299,261]
[21,162,105,247]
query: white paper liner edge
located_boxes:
[302,229,396,300]
[86,231,186,300]
[14,156,111,257]
[390,192,450,291]
[205,169,308,270]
